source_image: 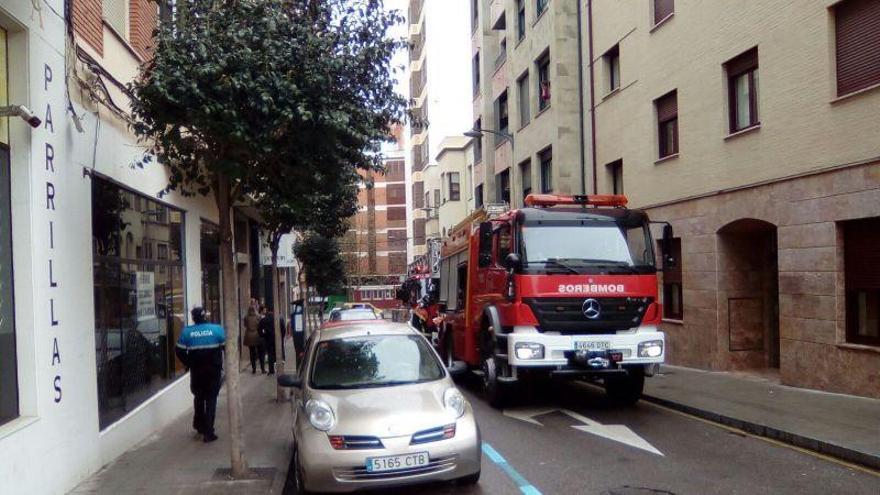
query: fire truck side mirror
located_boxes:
[504,253,522,271]
[478,222,493,267]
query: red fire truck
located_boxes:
[436,194,674,407]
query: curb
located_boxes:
[641,394,880,471]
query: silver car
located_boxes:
[278,322,481,493]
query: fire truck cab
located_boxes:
[437,194,674,407]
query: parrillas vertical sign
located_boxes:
[42,60,62,403]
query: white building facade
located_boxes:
[0,1,229,493]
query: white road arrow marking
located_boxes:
[503,407,664,456]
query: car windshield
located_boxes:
[521,220,655,273]
[310,334,445,389]
[330,309,378,321]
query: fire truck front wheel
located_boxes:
[481,356,507,409]
[604,366,645,406]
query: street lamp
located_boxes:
[464,127,514,149]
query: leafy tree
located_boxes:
[295,233,347,330]
[130,0,403,476]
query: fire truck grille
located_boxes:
[523,297,653,334]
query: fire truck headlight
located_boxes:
[515,342,545,360]
[638,340,663,358]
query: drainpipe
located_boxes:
[587,0,598,194]
[576,0,587,195]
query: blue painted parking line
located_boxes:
[482,442,543,495]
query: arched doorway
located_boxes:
[717,219,780,370]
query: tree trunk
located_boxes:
[216,176,249,477]
[270,240,285,401]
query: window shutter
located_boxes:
[102,0,127,38]
[654,0,674,24]
[835,0,880,96]
[845,218,880,289]
[726,47,758,77]
[413,181,424,208]
[656,91,677,122]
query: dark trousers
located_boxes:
[191,368,221,435]
[248,344,265,373]
[265,342,276,374]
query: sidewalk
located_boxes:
[643,365,880,470]
[71,360,294,494]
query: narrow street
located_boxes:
[313,378,879,495]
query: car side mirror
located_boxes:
[277,373,302,389]
[504,253,522,271]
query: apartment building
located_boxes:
[436,136,475,237]
[407,0,473,260]
[470,0,588,208]
[342,128,409,310]
[588,0,880,398]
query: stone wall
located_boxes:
[650,162,880,398]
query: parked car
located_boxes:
[322,308,380,329]
[278,322,481,493]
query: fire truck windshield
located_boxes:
[521,221,655,274]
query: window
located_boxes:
[448,172,461,201]
[389,252,407,274]
[520,160,532,200]
[473,118,483,163]
[467,165,473,200]
[387,184,406,205]
[835,0,880,96]
[726,48,759,133]
[607,160,623,194]
[605,45,620,93]
[844,218,880,346]
[539,147,553,193]
[537,52,551,111]
[388,230,407,251]
[496,37,507,69]
[387,206,406,221]
[456,262,468,311]
[497,224,512,263]
[103,0,128,38]
[517,0,526,40]
[475,184,484,208]
[537,0,549,17]
[471,0,479,32]
[472,52,481,96]
[496,90,509,144]
[518,72,530,126]
[0,98,17,425]
[653,0,674,25]
[92,177,186,429]
[656,90,678,158]
[497,169,511,204]
[433,189,441,210]
[662,238,683,320]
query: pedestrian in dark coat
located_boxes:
[243,307,264,374]
[258,305,277,375]
[176,307,225,443]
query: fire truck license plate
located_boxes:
[367,452,430,472]
[575,341,610,351]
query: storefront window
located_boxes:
[92,177,186,429]
[201,221,222,324]
[0,26,17,427]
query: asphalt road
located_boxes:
[286,376,879,495]
[366,377,878,495]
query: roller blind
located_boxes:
[835,0,880,96]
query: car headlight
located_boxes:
[444,388,466,418]
[306,399,336,431]
[514,342,545,360]
[638,340,664,358]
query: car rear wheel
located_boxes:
[456,470,481,486]
[604,366,645,406]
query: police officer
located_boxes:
[176,307,225,443]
